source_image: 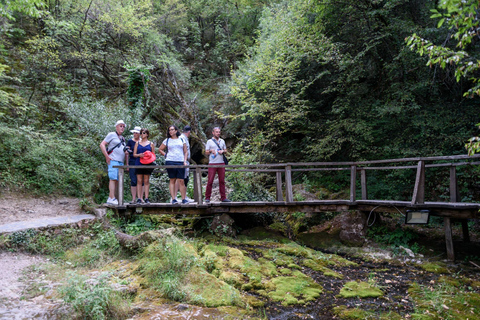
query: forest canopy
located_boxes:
[0,0,479,197]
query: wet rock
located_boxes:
[209,214,236,237]
[335,211,367,247]
[399,246,415,258]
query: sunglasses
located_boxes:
[141,132,148,134]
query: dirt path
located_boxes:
[0,193,84,225]
[0,252,55,319]
[0,194,86,319]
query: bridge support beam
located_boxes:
[276,171,284,201]
[444,217,455,261]
[350,165,357,202]
[360,169,367,200]
[412,160,425,204]
[285,165,293,203]
[194,167,203,203]
[118,168,124,206]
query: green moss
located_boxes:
[420,262,449,274]
[276,242,313,258]
[339,281,383,298]
[219,271,245,287]
[279,268,292,275]
[262,270,322,306]
[409,281,480,320]
[263,249,295,266]
[243,294,265,308]
[333,306,403,320]
[302,258,343,279]
[183,267,244,307]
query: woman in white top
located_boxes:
[159,125,188,204]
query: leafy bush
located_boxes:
[60,271,129,320]
[0,125,103,196]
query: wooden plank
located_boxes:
[462,220,470,243]
[194,167,203,203]
[411,160,425,204]
[285,165,293,203]
[361,169,367,200]
[276,171,284,201]
[350,165,357,202]
[444,217,455,261]
[450,166,458,202]
[118,168,124,205]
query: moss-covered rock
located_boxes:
[261,270,322,306]
[183,267,244,307]
[420,261,449,274]
[339,281,383,298]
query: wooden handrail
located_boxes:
[113,154,480,206]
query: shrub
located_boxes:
[60,271,129,320]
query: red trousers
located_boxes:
[205,163,226,200]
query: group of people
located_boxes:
[99,120,231,205]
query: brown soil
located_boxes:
[0,193,84,225]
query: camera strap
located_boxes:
[107,134,125,155]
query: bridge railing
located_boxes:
[114,154,480,206]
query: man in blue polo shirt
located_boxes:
[100,120,127,205]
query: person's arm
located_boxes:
[99,140,111,165]
[183,142,188,163]
[205,140,216,156]
[159,143,167,156]
[219,140,228,155]
[133,142,143,158]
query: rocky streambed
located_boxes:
[1,223,479,320]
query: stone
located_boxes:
[209,214,236,237]
[335,211,367,247]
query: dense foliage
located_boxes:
[0,0,479,199]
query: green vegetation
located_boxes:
[60,271,130,320]
[409,279,480,320]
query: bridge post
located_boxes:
[285,165,293,203]
[444,217,455,261]
[118,167,124,205]
[449,166,460,202]
[449,166,470,242]
[360,169,367,200]
[194,167,203,203]
[411,160,425,204]
[350,165,357,202]
[276,171,284,201]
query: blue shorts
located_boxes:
[108,160,124,181]
[165,161,185,179]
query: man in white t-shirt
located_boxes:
[99,120,127,205]
[205,127,231,203]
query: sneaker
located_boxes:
[107,198,118,205]
[181,199,189,204]
[172,199,179,205]
[222,199,232,203]
[129,200,136,204]
[136,198,143,204]
[185,197,195,203]
[145,198,151,204]
[204,199,210,203]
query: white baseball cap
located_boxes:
[130,126,141,133]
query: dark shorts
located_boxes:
[166,161,185,179]
[137,166,154,176]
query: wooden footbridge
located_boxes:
[110,154,480,261]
